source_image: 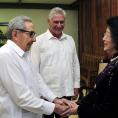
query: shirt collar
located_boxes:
[46,29,67,40]
[7,40,25,57]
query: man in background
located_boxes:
[31,7,80,118]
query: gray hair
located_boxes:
[7,16,32,39]
[48,7,66,20]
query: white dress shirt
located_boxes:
[0,40,56,118]
[31,30,80,97]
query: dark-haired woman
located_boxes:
[69,16,118,118]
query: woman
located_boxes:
[70,16,118,118]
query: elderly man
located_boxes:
[0,16,71,118]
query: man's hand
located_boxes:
[69,101,79,115]
[54,103,71,117]
[53,97,64,105]
[53,98,78,117]
[53,98,74,108]
[61,98,74,108]
[54,101,79,117]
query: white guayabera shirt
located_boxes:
[31,30,80,97]
[0,40,56,118]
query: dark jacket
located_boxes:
[78,55,118,118]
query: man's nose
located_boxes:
[57,22,62,27]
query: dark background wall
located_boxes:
[78,0,118,57]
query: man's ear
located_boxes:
[48,19,51,25]
[48,19,50,23]
[12,30,18,41]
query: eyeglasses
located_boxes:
[16,29,36,38]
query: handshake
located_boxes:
[53,98,79,117]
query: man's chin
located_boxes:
[26,44,32,51]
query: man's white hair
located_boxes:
[48,7,66,19]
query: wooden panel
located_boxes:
[78,0,113,58]
[110,0,118,16]
[96,0,111,54]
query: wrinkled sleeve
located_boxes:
[30,41,57,102]
[36,73,57,102]
[0,54,55,115]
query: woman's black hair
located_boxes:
[107,16,118,50]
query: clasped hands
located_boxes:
[53,98,79,117]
